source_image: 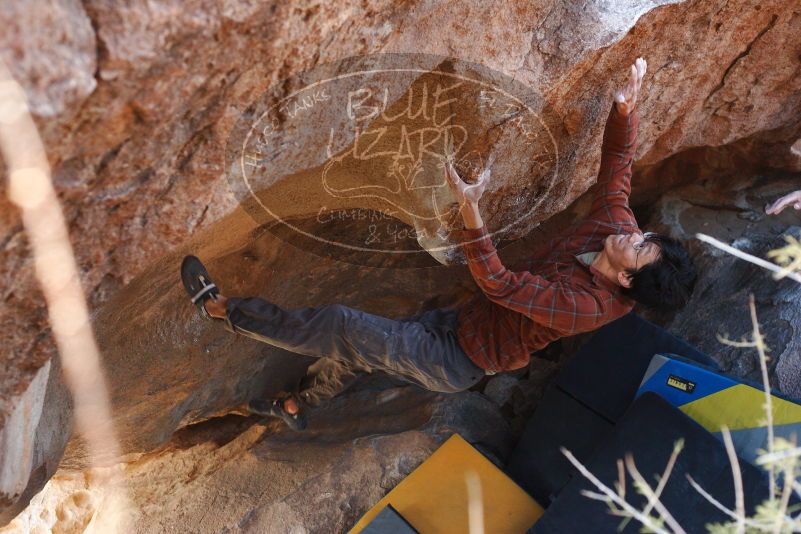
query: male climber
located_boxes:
[181,57,697,430]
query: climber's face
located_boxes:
[603,231,661,286]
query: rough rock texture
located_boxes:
[0,0,96,117]
[645,176,801,396]
[0,361,50,511]
[1,0,801,525]
[2,385,511,533]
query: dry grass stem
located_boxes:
[748,295,776,498]
[721,427,746,533]
[562,448,675,534]
[624,453,686,534]
[695,234,801,284]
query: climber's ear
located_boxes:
[617,269,633,288]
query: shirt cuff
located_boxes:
[456,225,496,261]
[607,101,638,128]
[458,225,489,240]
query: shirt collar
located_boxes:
[575,251,599,266]
[575,253,622,293]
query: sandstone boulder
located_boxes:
[2,0,800,522]
[2,385,510,533]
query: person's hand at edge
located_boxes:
[766,190,801,215]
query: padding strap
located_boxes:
[191,282,217,304]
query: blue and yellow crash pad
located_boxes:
[349,434,544,534]
[637,354,801,464]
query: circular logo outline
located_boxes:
[227,53,560,259]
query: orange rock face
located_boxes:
[1,0,799,523]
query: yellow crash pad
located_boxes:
[349,434,543,533]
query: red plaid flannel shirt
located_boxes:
[456,103,640,372]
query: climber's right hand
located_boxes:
[445,161,489,207]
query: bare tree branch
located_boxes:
[696,234,801,284]
[641,440,684,520]
[0,60,131,531]
[773,467,795,534]
[562,448,674,534]
[686,475,774,530]
[721,427,746,534]
[624,454,686,534]
[749,294,776,498]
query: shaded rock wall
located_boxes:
[1,0,800,523]
[645,175,801,396]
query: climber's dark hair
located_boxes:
[621,233,697,311]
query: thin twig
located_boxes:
[689,473,801,531]
[716,335,760,349]
[757,447,801,465]
[686,475,774,530]
[773,467,795,534]
[774,256,801,281]
[721,427,746,534]
[616,459,633,532]
[0,61,130,530]
[465,470,484,534]
[695,234,801,284]
[766,235,801,281]
[641,441,683,520]
[625,454,687,534]
[749,294,776,498]
[581,490,642,521]
[792,480,801,502]
[562,448,673,534]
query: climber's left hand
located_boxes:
[615,57,646,116]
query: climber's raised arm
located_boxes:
[585,58,646,226]
[445,162,602,331]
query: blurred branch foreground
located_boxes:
[0,62,130,531]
